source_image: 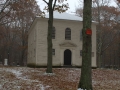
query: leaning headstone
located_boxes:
[4,59,8,65]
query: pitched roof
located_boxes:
[45,11,83,21]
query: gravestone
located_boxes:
[4,59,8,65]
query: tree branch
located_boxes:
[102,31,119,53]
[53,0,57,10]
[43,0,49,5]
[0,0,10,16]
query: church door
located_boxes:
[64,49,72,65]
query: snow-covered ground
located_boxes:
[0,66,120,90]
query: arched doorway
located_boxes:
[64,49,72,65]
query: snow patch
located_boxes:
[43,72,55,76]
[45,11,83,21]
[78,88,87,90]
[36,84,51,90]
[2,68,22,77]
[2,68,51,90]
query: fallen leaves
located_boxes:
[0,67,120,90]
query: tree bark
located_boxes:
[46,0,53,73]
[96,1,102,68]
[78,0,93,89]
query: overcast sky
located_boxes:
[36,0,117,13]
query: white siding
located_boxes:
[27,18,97,67]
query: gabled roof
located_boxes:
[45,11,83,21]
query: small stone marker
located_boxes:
[4,59,8,65]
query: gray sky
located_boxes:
[36,0,117,13]
[36,0,79,13]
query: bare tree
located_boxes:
[42,0,69,73]
[0,0,41,66]
[78,0,93,89]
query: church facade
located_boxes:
[27,12,97,67]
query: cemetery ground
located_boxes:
[0,66,120,90]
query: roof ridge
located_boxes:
[45,11,83,21]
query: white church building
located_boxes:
[27,12,97,67]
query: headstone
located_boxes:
[4,59,8,65]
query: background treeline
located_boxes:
[76,0,120,68]
[0,0,41,66]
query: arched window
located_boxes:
[65,28,71,40]
[52,26,55,39]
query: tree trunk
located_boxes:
[21,49,24,66]
[21,32,25,66]
[96,0,102,68]
[46,0,53,73]
[97,52,102,68]
[78,0,93,89]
